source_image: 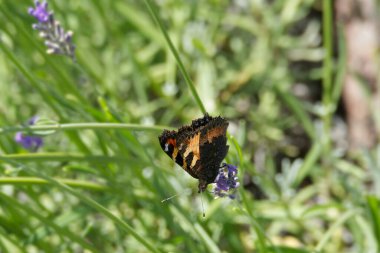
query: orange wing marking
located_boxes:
[183,133,201,165]
[205,126,227,144]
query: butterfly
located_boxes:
[158,114,229,192]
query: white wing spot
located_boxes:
[164,143,169,152]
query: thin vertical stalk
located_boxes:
[144,0,206,114]
[322,0,333,154]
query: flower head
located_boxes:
[14,116,43,152]
[28,0,76,61]
[28,1,50,23]
[213,163,240,199]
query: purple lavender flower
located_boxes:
[14,116,43,151]
[213,163,240,199]
[28,0,76,61]
[28,1,49,23]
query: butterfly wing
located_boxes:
[197,117,229,191]
[176,115,229,188]
[158,114,229,192]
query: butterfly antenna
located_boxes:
[161,193,178,203]
[161,189,190,203]
[200,190,206,218]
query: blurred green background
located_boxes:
[1,0,380,252]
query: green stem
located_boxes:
[1,153,128,163]
[322,0,333,154]
[0,177,108,191]
[323,0,333,92]
[144,0,206,114]
[0,122,171,134]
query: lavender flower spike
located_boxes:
[28,1,76,61]
[28,1,49,23]
[213,163,240,199]
[15,116,43,152]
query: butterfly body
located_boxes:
[158,114,229,192]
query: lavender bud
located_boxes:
[28,1,76,61]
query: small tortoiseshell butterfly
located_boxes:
[158,114,229,192]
